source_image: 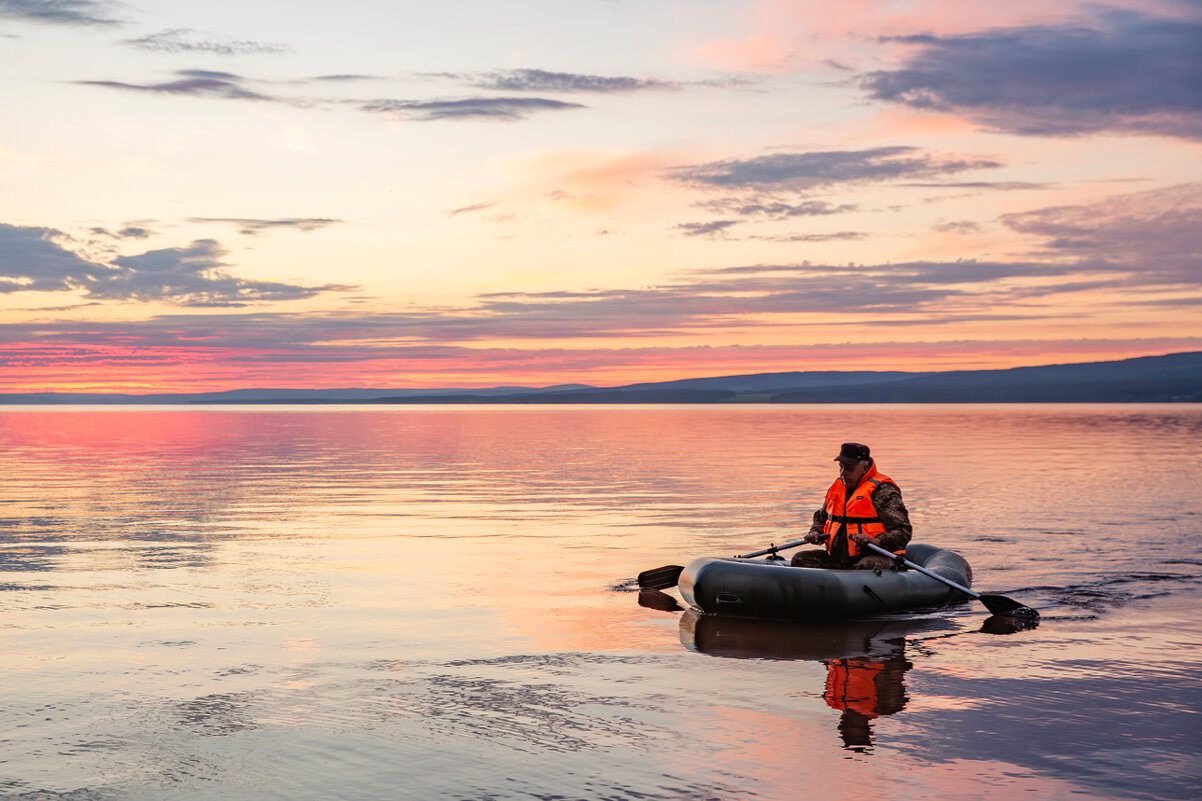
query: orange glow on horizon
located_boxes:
[2,338,1198,394]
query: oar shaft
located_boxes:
[861,541,980,600]
[736,537,809,559]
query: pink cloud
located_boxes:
[683,0,1192,73]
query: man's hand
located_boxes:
[803,531,825,545]
[849,532,871,544]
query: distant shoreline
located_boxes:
[2,396,1202,401]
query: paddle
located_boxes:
[639,536,811,589]
[860,540,1039,619]
[735,537,809,559]
[637,564,684,590]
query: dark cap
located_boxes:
[834,442,871,464]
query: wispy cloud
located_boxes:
[360,96,586,121]
[675,220,740,237]
[749,231,869,242]
[932,220,984,234]
[89,225,154,240]
[672,146,1001,189]
[900,181,1048,191]
[0,224,350,306]
[121,28,290,56]
[1000,183,1202,279]
[438,68,678,93]
[74,69,589,123]
[447,203,496,217]
[862,9,1202,139]
[310,74,382,83]
[699,198,859,218]
[187,218,343,236]
[76,70,274,102]
[0,0,121,26]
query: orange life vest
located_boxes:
[822,462,903,559]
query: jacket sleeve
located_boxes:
[809,505,828,537]
[870,482,912,552]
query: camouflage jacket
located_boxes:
[808,480,913,561]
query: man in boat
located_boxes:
[791,442,912,570]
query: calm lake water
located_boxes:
[2,405,1200,801]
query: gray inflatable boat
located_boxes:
[678,543,973,619]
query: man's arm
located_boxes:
[869,482,912,552]
[809,506,827,535]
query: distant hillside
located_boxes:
[381,352,1201,404]
[767,351,1202,403]
[374,389,739,404]
[616,370,928,394]
[1,352,1198,404]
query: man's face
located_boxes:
[838,459,870,488]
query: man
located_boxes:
[790,442,912,570]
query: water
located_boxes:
[1,405,1200,800]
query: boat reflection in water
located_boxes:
[679,610,957,751]
[638,587,684,612]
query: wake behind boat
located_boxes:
[678,543,975,619]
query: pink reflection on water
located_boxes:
[1,405,1200,800]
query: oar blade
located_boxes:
[980,593,1040,619]
[638,564,684,590]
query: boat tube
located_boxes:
[678,543,973,619]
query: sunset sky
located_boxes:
[2,0,1200,392]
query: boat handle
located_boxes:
[715,593,742,605]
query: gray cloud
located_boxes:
[90,225,154,240]
[900,181,1048,191]
[700,198,859,218]
[187,218,343,236]
[121,28,290,56]
[361,96,586,121]
[672,146,1001,189]
[0,0,120,26]
[74,70,586,123]
[862,10,1202,139]
[0,225,102,292]
[932,220,985,234]
[76,70,274,101]
[749,232,869,242]
[457,262,1056,334]
[101,241,340,306]
[310,74,382,83]
[1000,183,1201,279]
[676,220,740,237]
[452,68,677,93]
[448,203,496,217]
[0,224,349,306]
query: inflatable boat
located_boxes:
[678,543,974,619]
